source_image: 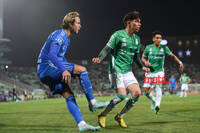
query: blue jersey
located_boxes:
[37,29,70,75]
[169,78,176,88]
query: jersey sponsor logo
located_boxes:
[120,49,135,55]
[148,56,163,59]
[144,75,170,84]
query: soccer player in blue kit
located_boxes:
[169,74,177,94]
[37,11,108,131]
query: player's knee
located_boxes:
[144,87,150,92]
[79,66,86,72]
[134,89,141,98]
[62,91,73,98]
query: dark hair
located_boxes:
[152,31,163,37]
[123,11,140,27]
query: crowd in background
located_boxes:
[0,60,200,102]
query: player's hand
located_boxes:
[62,70,71,84]
[179,62,184,72]
[142,67,150,73]
[144,61,151,67]
[92,57,101,64]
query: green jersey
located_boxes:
[143,44,171,73]
[180,75,191,84]
[107,29,140,74]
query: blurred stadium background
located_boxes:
[0,0,200,132]
[0,0,200,102]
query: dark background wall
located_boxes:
[3,0,200,66]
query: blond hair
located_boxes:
[61,11,79,29]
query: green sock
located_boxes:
[100,94,126,116]
[118,96,138,116]
[144,92,155,102]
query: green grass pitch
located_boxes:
[0,95,200,133]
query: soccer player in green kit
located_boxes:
[180,73,191,97]
[92,11,149,128]
[142,31,184,114]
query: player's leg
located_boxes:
[143,73,156,103]
[154,84,162,114]
[180,84,184,97]
[73,64,109,111]
[174,87,177,95]
[114,83,141,128]
[144,87,156,110]
[184,84,188,97]
[115,72,140,127]
[144,73,156,110]
[153,72,164,114]
[98,88,126,128]
[98,72,126,128]
[144,87,156,101]
[61,84,100,132]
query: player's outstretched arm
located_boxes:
[169,53,184,72]
[92,45,112,64]
[134,53,149,73]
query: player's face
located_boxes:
[71,17,81,34]
[128,18,141,33]
[153,34,162,45]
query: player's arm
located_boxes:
[96,45,112,62]
[134,53,149,72]
[187,79,191,84]
[175,81,178,87]
[48,41,71,84]
[135,42,149,72]
[165,45,184,72]
[141,46,151,67]
[92,32,118,64]
[92,45,112,64]
[142,56,151,67]
[169,53,184,72]
[169,81,171,88]
[179,77,182,84]
[187,78,191,84]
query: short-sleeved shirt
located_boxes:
[142,44,171,73]
[180,75,191,84]
[107,29,141,74]
[169,77,176,87]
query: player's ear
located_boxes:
[127,20,131,26]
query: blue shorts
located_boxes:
[170,86,176,90]
[38,62,74,95]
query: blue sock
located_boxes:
[79,70,94,101]
[66,96,83,124]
